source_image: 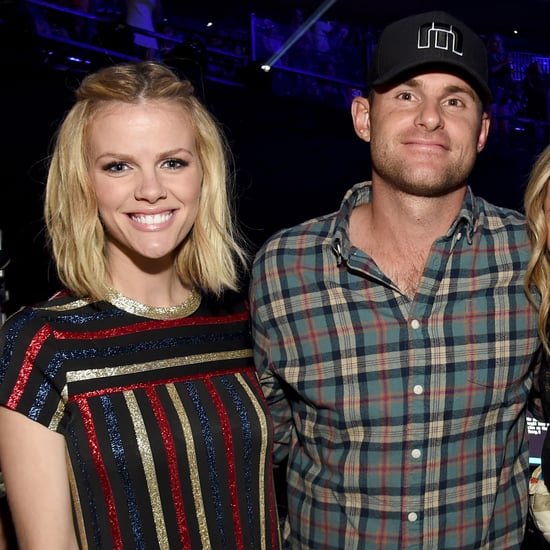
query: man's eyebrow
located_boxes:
[396,77,477,101]
[444,84,477,100]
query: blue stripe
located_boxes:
[100,394,145,549]
[185,381,226,546]
[221,375,255,544]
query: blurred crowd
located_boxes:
[13,0,550,130]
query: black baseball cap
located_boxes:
[367,11,492,105]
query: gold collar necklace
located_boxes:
[105,287,201,320]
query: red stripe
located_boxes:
[67,367,256,402]
[146,387,191,549]
[7,324,51,408]
[51,311,249,340]
[205,377,244,549]
[77,399,124,549]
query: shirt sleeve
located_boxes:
[0,307,65,431]
[249,263,294,465]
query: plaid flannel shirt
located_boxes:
[250,181,539,549]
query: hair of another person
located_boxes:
[524,144,550,354]
[45,60,249,301]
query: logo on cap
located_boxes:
[417,22,463,57]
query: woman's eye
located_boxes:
[104,162,128,173]
[163,159,187,169]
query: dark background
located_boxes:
[171,0,550,37]
[0,0,548,315]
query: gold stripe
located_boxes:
[66,446,88,550]
[39,298,91,312]
[49,397,67,431]
[236,372,269,550]
[66,349,253,383]
[167,383,212,549]
[124,392,169,546]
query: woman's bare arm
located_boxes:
[0,406,79,550]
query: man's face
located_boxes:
[353,72,490,198]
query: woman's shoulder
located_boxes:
[1,290,99,334]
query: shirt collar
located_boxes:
[331,182,478,263]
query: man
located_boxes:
[249,10,540,549]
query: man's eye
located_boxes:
[446,98,464,107]
[398,92,413,101]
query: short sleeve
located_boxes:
[0,307,66,431]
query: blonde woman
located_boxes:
[524,144,550,543]
[525,144,550,354]
[0,61,280,549]
[526,143,550,430]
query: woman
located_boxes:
[524,144,550,545]
[0,60,280,549]
[525,144,550,358]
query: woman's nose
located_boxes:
[134,171,167,201]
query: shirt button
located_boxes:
[411,319,420,329]
[411,449,421,459]
[413,384,423,395]
[456,232,462,240]
[408,512,418,522]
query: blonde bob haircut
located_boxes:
[524,144,550,354]
[45,60,249,301]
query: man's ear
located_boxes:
[477,111,491,153]
[351,96,371,141]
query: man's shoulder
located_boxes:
[468,196,532,259]
[257,211,338,254]
[473,195,527,228]
[250,212,339,287]
[255,182,368,259]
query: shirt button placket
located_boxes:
[408,317,423,541]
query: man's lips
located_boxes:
[404,139,449,150]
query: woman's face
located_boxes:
[88,100,203,270]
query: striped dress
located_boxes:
[0,288,280,549]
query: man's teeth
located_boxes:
[131,212,173,225]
